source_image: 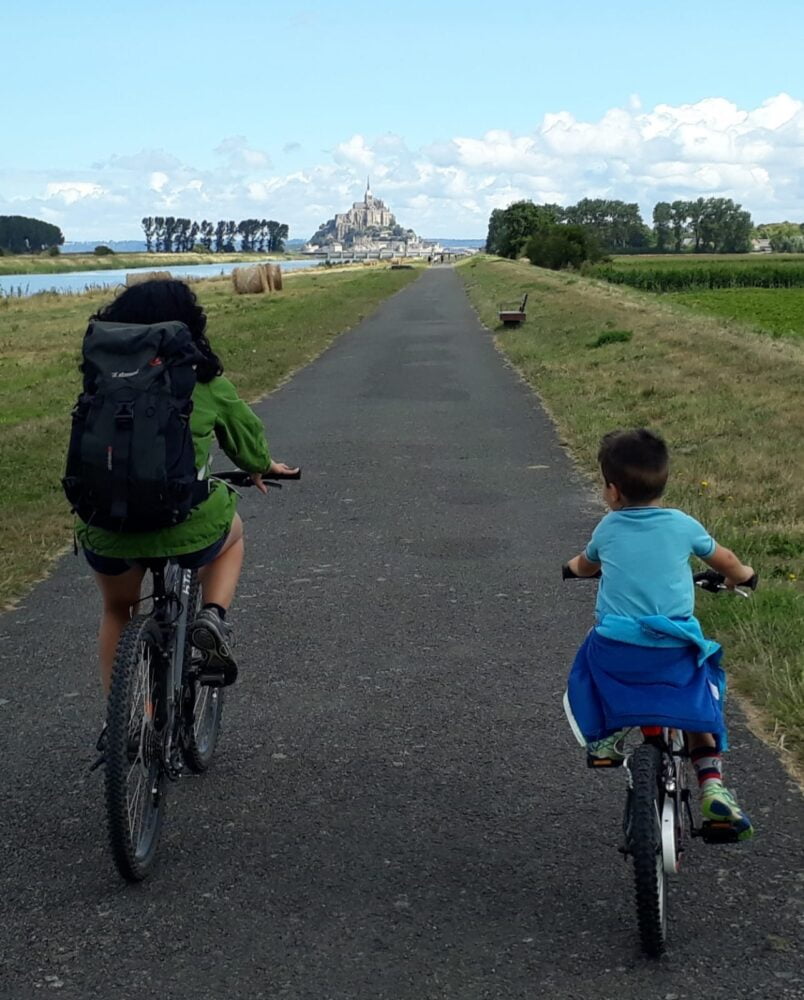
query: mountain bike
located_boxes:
[103,468,300,881]
[562,567,757,956]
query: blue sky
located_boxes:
[3,0,803,239]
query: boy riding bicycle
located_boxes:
[563,429,755,840]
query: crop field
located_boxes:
[589,257,804,291]
[669,287,804,339]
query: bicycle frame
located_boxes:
[147,561,194,779]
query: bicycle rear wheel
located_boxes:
[628,743,667,956]
[181,574,224,774]
[105,616,167,881]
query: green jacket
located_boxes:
[78,375,271,558]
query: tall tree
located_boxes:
[652,203,672,251]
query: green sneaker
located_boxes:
[587,730,627,763]
[700,784,754,841]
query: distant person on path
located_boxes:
[563,429,755,839]
[71,280,297,695]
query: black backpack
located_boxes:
[63,320,205,532]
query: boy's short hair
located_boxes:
[598,429,669,503]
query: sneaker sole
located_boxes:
[190,626,238,685]
[701,800,754,840]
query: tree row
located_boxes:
[141,217,290,254]
[486,198,754,259]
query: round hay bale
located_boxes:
[270,264,283,291]
[232,266,268,294]
[125,270,173,287]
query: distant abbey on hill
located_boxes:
[305,180,428,254]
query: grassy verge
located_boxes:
[0,251,296,276]
[460,255,804,764]
[0,266,419,606]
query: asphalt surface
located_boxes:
[1,267,802,1000]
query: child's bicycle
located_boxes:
[562,566,757,957]
[102,468,300,881]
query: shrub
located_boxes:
[47,245,61,256]
[526,224,602,270]
[93,245,114,256]
[588,329,633,348]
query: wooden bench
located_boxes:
[497,293,528,326]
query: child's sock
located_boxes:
[691,746,723,791]
[202,602,227,621]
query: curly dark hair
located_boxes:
[91,279,223,383]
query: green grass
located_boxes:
[669,287,804,339]
[0,266,419,606]
[0,250,290,276]
[460,255,804,765]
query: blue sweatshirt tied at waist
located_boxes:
[566,615,727,748]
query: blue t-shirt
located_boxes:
[584,507,716,623]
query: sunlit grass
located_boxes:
[460,255,804,764]
[0,267,419,606]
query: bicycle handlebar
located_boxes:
[561,563,758,595]
[213,468,302,490]
[693,569,758,593]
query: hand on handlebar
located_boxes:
[724,566,756,591]
[250,461,301,494]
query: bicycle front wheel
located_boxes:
[105,616,167,881]
[629,743,667,957]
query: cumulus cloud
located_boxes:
[5,93,804,240]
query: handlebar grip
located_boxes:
[740,572,758,591]
[264,468,302,481]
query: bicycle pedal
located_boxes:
[699,820,741,844]
[587,755,623,768]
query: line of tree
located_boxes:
[486,197,753,259]
[141,217,289,254]
[0,215,64,254]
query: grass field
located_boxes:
[460,255,804,765]
[669,287,804,339]
[0,250,292,277]
[0,265,419,606]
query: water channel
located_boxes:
[0,257,322,298]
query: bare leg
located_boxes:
[197,514,244,610]
[686,731,716,753]
[93,566,147,693]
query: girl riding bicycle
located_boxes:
[563,428,755,840]
[75,279,297,696]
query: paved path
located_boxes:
[1,268,801,999]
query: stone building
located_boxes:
[333,180,395,241]
[306,179,418,250]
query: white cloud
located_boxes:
[44,181,105,205]
[5,93,804,240]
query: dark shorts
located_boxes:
[83,534,228,577]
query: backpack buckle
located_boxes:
[115,403,134,426]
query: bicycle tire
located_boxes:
[629,742,667,957]
[105,615,167,881]
[181,574,224,774]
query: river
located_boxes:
[0,258,322,298]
